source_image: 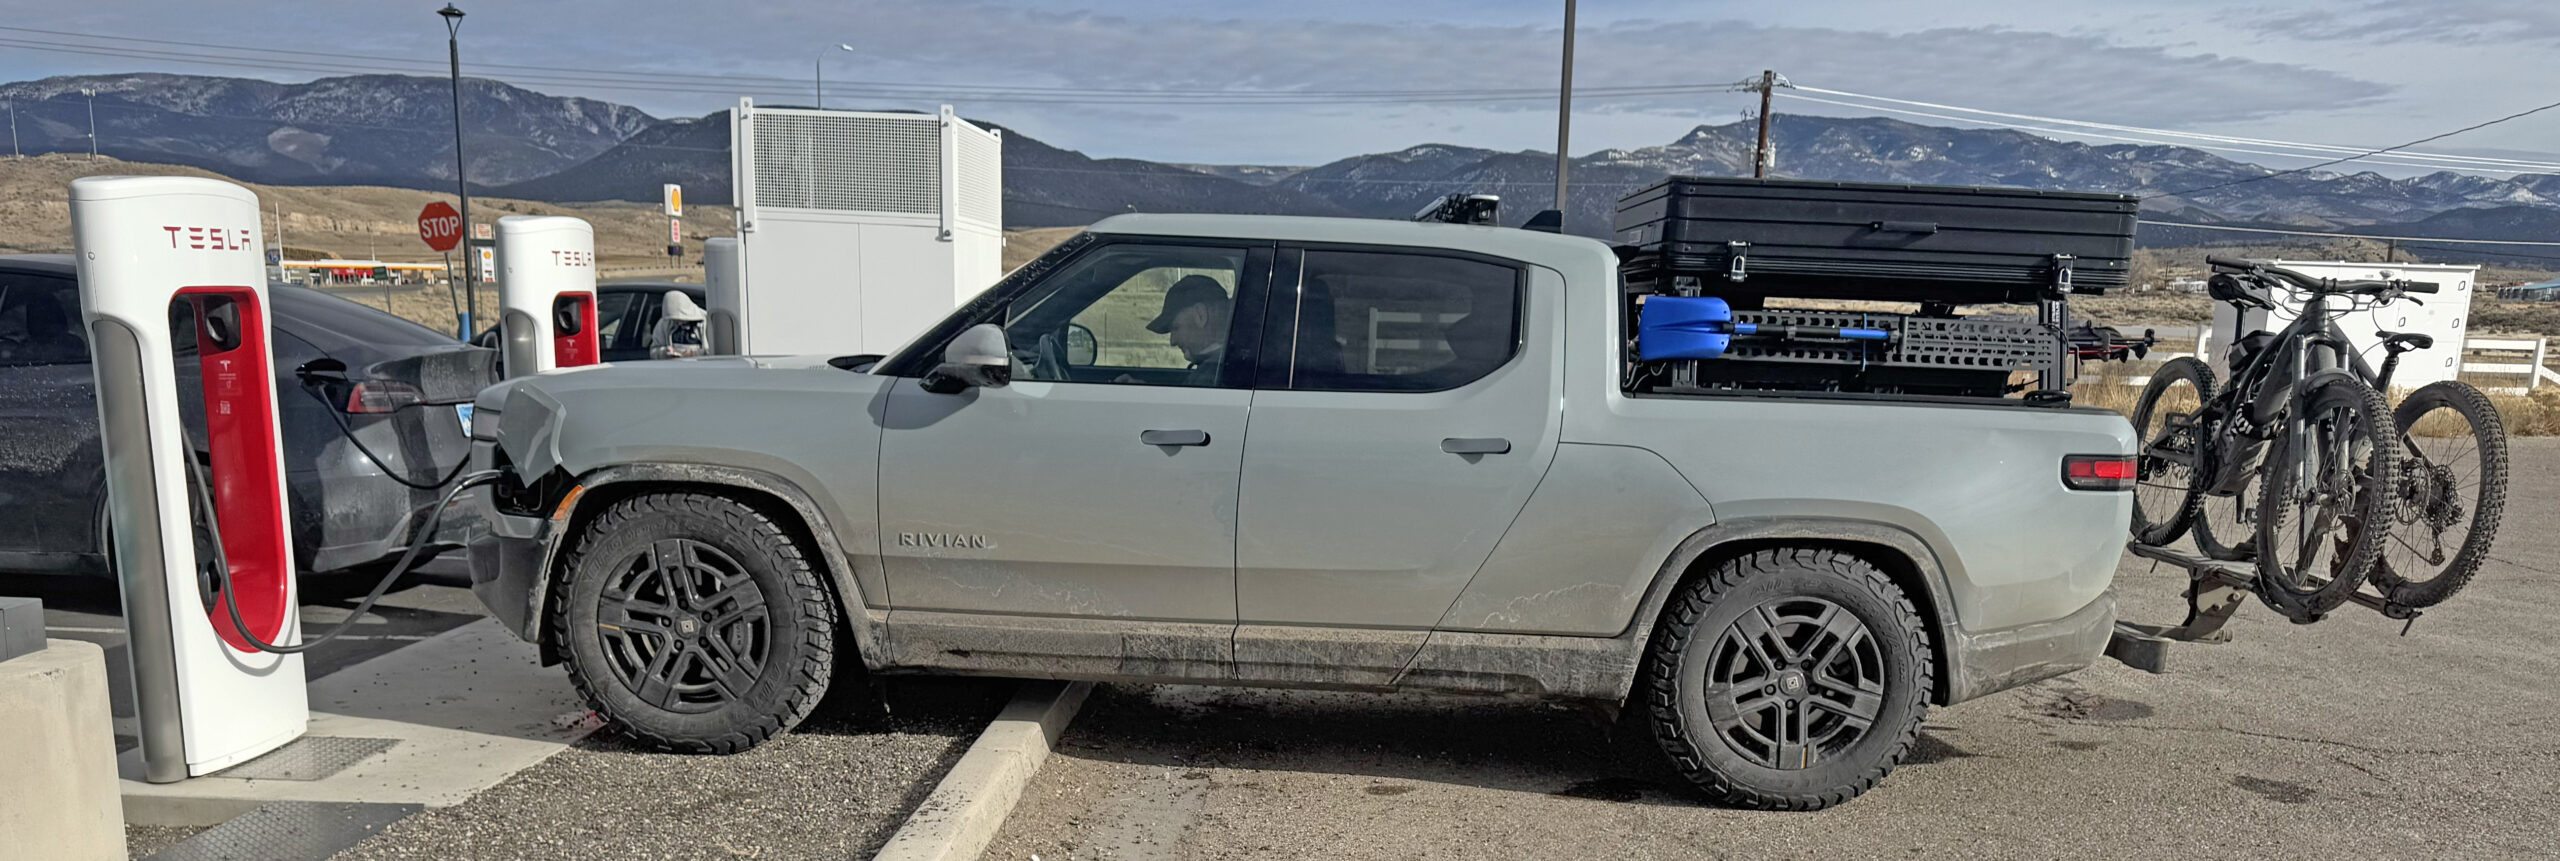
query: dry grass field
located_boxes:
[0,153,732,268]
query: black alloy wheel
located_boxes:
[597,538,772,714]
[1702,597,1886,771]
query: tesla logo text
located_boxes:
[163,226,253,251]
[549,250,595,268]
[898,532,991,549]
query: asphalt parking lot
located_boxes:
[987,437,2560,860]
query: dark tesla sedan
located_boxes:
[0,254,492,578]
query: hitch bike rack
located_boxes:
[2107,541,2422,674]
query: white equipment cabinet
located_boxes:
[730,100,1002,356]
[2210,260,2480,389]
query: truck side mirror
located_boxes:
[922,323,1012,394]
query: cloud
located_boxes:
[2248,1,2560,44]
[777,5,2386,129]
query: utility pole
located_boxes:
[814,56,823,109]
[440,4,476,336]
[1553,0,1577,212]
[7,101,17,157]
[84,88,97,158]
[1753,69,1776,178]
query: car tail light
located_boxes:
[2063,454,2136,491]
[344,380,424,414]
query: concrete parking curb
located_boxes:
[873,679,1093,861]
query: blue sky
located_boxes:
[2,0,2556,169]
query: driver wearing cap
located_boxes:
[1145,275,1231,386]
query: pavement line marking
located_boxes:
[873,679,1094,861]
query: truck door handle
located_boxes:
[1441,437,1512,455]
[1140,429,1211,447]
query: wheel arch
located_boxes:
[1628,518,1960,706]
[530,462,881,669]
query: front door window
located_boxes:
[1004,244,1249,387]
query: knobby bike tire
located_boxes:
[2194,468,2258,561]
[2130,357,2216,547]
[2253,377,2398,623]
[2372,380,2509,609]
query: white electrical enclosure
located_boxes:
[2210,260,2480,390]
[730,100,1002,356]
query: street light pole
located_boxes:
[815,44,855,110]
[1553,0,1576,213]
[84,88,97,158]
[440,4,475,337]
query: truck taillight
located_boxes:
[344,380,423,414]
[2062,454,2136,491]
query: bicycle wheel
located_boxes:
[2129,358,2215,547]
[2372,381,2508,609]
[2254,377,2398,623]
[2193,469,2258,561]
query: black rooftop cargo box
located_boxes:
[1615,177,2138,303]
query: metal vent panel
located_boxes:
[751,114,940,214]
[953,126,1002,226]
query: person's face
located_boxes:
[1168,303,1221,361]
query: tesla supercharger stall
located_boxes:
[495,214,600,377]
[71,176,307,783]
[703,236,742,355]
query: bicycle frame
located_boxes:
[2199,290,2373,497]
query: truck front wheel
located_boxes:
[1643,547,1933,810]
[553,490,840,753]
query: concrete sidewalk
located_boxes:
[120,618,593,827]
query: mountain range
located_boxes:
[9,72,2560,246]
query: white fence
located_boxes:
[2463,337,2558,394]
[2115,331,2556,393]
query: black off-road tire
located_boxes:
[1643,548,1933,810]
[553,491,839,753]
[2130,357,2216,547]
[2373,380,2509,608]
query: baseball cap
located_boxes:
[1145,275,1230,334]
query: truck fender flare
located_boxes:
[536,462,884,668]
[1624,516,1963,705]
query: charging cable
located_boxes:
[184,450,503,655]
[295,382,472,490]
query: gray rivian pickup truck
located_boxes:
[462,212,2135,809]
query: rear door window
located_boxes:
[1265,249,1521,392]
[0,273,87,366]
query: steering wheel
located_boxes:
[1033,331,1073,382]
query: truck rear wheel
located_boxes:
[554,490,839,754]
[1643,548,1932,810]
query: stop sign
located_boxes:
[417,202,463,252]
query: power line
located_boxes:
[2158,98,2560,198]
[2137,219,2560,246]
[1797,84,2560,173]
[1777,92,2560,174]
